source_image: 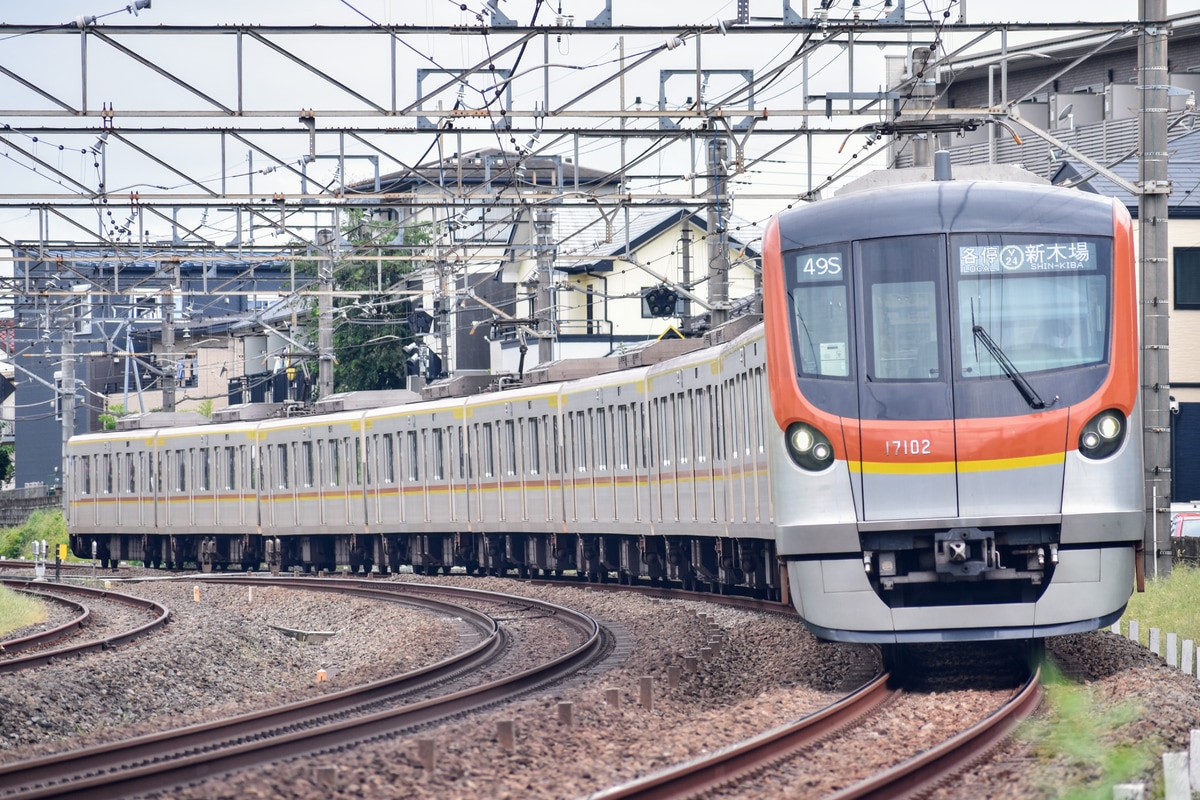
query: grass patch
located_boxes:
[0,509,69,561]
[1120,561,1200,647]
[0,583,47,636]
[1021,662,1153,799]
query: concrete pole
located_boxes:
[60,309,74,512]
[438,262,450,378]
[535,209,555,363]
[707,135,729,329]
[161,285,175,413]
[1139,0,1172,579]
[317,228,335,400]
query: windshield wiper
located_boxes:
[971,324,1051,410]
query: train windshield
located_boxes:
[784,234,1112,387]
[953,235,1111,378]
[785,244,852,379]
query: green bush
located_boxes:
[0,509,68,560]
[1121,561,1200,646]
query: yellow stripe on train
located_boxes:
[851,451,1065,475]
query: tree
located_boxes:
[299,210,433,394]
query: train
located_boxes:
[66,163,1143,644]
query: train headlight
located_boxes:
[785,422,836,471]
[1079,410,1126,460]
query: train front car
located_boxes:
[762,178,1142,643]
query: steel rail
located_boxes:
[0,579,604,800]
[0,591,90,657]
[586,671,895,800]
[0,579,169,674]
[826,665,1043,800]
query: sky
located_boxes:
[0,0,1180,244]
[0,1,1158,27]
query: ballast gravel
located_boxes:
[2,572,1199,799]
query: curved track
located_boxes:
[593,661,1040,800]
[0,580,169,674]
[0,577,605,800]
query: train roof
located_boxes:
[774,179,1119,251]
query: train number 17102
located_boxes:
[885,439,931,456]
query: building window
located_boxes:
[1175,248,1200,309]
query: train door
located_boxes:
[548,413,564,525]
[496,418,511,523]
[853,235,957,520]
[76,453,96,529]
[678,390,696,525]
[364,434,378,527]
[513,418,529,522]
[452,423,469,525]
[750,366,770,524]
[634,401,650,524]
[614,404,634,525]
[379,431,399,526]
[348,434,366,529]
[595,407,613,522]
[428,426,448,523]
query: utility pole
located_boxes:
[317,228,335,400]
[680,226,693,326]
[1139,0,1171,579]
[59,304,74,512]
[707,134,730,329]
[161,285,175,413]
[437,262,450,378]
[534,209,556,363]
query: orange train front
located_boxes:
[763,173,1142,643]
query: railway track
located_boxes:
[592,658,1040,800]
[0,579,169,674]
[0,577,606,800]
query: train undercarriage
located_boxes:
[70,532,784,601]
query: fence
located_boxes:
[1109,619,1200,799]
[0,485,60,527]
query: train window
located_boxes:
[694,391,708,464]
[953,234,1110,377]
[382,434,395,484]
[551,416,560,475]
[656,398,670,467]
[278,445,289,490]
[199,448,211,492]
[753,369,766,453]
[176,449,187,492]
[225,447,236,490]
[466,425,477,480]
[433,428,445,480]
[674,394,687,466]
[617,406,630,470]
[505,420,517,476]
[638,402,649,469]
[126,453,136,493]
[330,440,342,486]
[529,418,541,475]
[786,244,852,378]
[103,454,113,494]
[249,446,258,490]
[302,441,314,487]
[353,438,362,485]
[456,427,466,480]
[859,236,944,381]
[406,430,419,481]
[81,456,91,495]
[596,408,608,471]
[741,377,753,456]
[571,413,587,473]
[482,422,495,478]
